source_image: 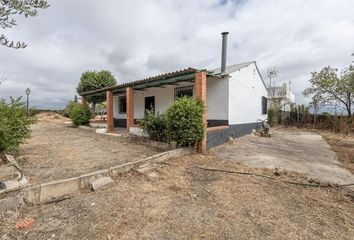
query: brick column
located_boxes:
[126,87,134,131]
[81,96,88,108]
[194,72,207,154]
[106,91,114,132]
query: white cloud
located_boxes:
[0,0,353,109]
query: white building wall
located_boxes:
[113,82,193,119]
[228,63,268,125]
[206,76,228,120]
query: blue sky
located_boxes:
[0,0,353,110]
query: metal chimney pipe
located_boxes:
[221,32,229,73]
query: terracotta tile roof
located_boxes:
[81,67,205,96]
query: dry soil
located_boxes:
[16,113,160,184]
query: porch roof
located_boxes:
[80,68,220,97]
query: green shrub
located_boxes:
[70,104,91,126]
[0,98,33,153]
[267,108,276,126]
[138,110,168,142]
[166,97,204,147]
[64,101,81,117]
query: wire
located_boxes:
[198,165,354,188]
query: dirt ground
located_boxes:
[1,154,353,239]
[16,113,160,184]
[212,128,354,185]
[316,130,354,175]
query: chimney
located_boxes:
[221,32,229,73]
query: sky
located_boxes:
[0,0,353,110]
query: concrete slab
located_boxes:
[137,163,154,173]
[212,129,354,185]
[39,177,80,203]
[90,177,113,191]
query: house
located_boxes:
[267,82,295,111]
[80,32,268,149]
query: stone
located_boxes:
[90,177,113,191]
[136,163,154,173]
[96,128,107,134]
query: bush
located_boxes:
[166,97,204,147]
[138,110,168,142]
[267,108,276,126]
[64,101,81,117]
[0,98,33,153]
[70,104,91,126]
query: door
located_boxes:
[145,96,155,113]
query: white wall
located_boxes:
[113,82,193,119]
[228,63,268,125]
[113,78,229,121]
[206,76,228,120]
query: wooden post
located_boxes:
[194,72,207,154]
[81,96,88,108]
[106,91,114,132]
[126,87,134,131]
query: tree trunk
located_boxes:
[92,102,96,117]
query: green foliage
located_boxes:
[303,65,354,116]
[138,110,168,142]
[69,104,91,126]
[96,102,106,115]
[166,97,204,147]
[290,104,309,113]
[76,70,117,106]
[0,98,33,152]
[137,97,205,146]
[1,0,49,49]
[63,101,81,117]
[267,107,276,126]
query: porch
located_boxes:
[81,68,226,152]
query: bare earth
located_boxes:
[1,118,353,239]
[317,130,354,175]
[16,120,160,184]
[1,154,353,239]
[212,128,354,185]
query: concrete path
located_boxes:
[212,129,354,185]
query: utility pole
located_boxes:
[25,88,31,117]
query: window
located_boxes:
[145,96,155,113]
[262,96,267,114]
[119,96,127,113]
[174,86,193,100]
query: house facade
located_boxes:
[81,61,268,149]
[267,82,295,111]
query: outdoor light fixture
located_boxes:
[25,88,31,117]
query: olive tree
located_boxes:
[1,0,49,49]
[303,66,354,116]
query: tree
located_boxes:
[77,70,117,113]
[303,66,354,116]
[1,0,49,49]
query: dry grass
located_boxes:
[1,154,353,240]
[314,130,354,175]
[34,112,69,123]
[16,117,160,184]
